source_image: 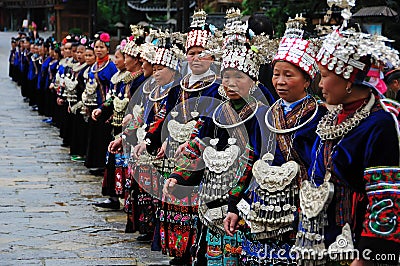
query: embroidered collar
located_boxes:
[91,59,110,73]
[72,62,87,73]
[111,70,131,85]
[281,95,309,115]
[189,69,214,87]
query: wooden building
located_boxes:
[54,0,96,40]
[0,0,95,40]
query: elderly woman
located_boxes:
[292,5,400,265]
[163,9,275,266]
[222,14,327,266]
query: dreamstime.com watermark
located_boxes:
[255,246,399,263]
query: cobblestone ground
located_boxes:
[0,32,169,266]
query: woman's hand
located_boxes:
[56,98,64,106]
[224,212,240,237]
[91,108,102,121]
[132,142,147,159]
[108,138,123,154]
[122,114,133,127]
[156,141,167,159]
[174,141,188,157]
[163,178,178,196]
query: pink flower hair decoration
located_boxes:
[99,32,110,43]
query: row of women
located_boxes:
[9,1,400,265]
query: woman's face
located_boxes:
[63,43,72,58]
[187,46,213,75]
[318,63,349,105]
[153,65,175,86]
[113,50,125,70]
[38,45,45,56]
[222,69,254,100]
[76,45,86,64]
[94,40,109,60]
[272,61,309,102]
[124,55,139,72]
[85,49,96,66]
[71,45,78,60]
[141,59,153,77]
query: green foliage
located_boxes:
[265,6,290,37]
[203,3,215,14]
[69,28,82,34]
[242,0,261,15]
[97,0,128,35]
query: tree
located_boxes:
[97,0,128,35]
[242,0,261,15]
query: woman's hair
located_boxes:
[248,14,274,36]
[54,47,62,58]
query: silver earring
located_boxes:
[346,86,352,94]
[250,85,257,95]
[218,85,228,99]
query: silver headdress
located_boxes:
[274,14,320,79]
[220,8,278,80]
[317,0,400,84]
[185,9,217,52]
[150,29,185,71]
[123,25,145,58]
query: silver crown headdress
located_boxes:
[274,14,320,79]
[123,25,145,57]
[317,0,400,83]
[283,13,307,39]
[185,9,215,52]
[150,29,185,70]
[220,8,278,80]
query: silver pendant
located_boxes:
[299,180,334,219]
[113,97,129,112]
[327,223,354,255]
[167,118,197,143]
[253,159,299,193]
[191,111,199,118]
[136,125,147,142]
[203,139,240,174]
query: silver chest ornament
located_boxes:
[199,138,240,203]
[82,78,98,107]
[167,111,197,143]
[64,76,78,103]
[299,179,334,219]
[112,96,130,127]
[253,158,299,193]
[203,138,240,174]
[237,153,300,238]
[292,171,335,261]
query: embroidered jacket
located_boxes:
[309,98,400,258]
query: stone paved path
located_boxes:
[0,31,169,266]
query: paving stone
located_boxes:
[0,31,169,266]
